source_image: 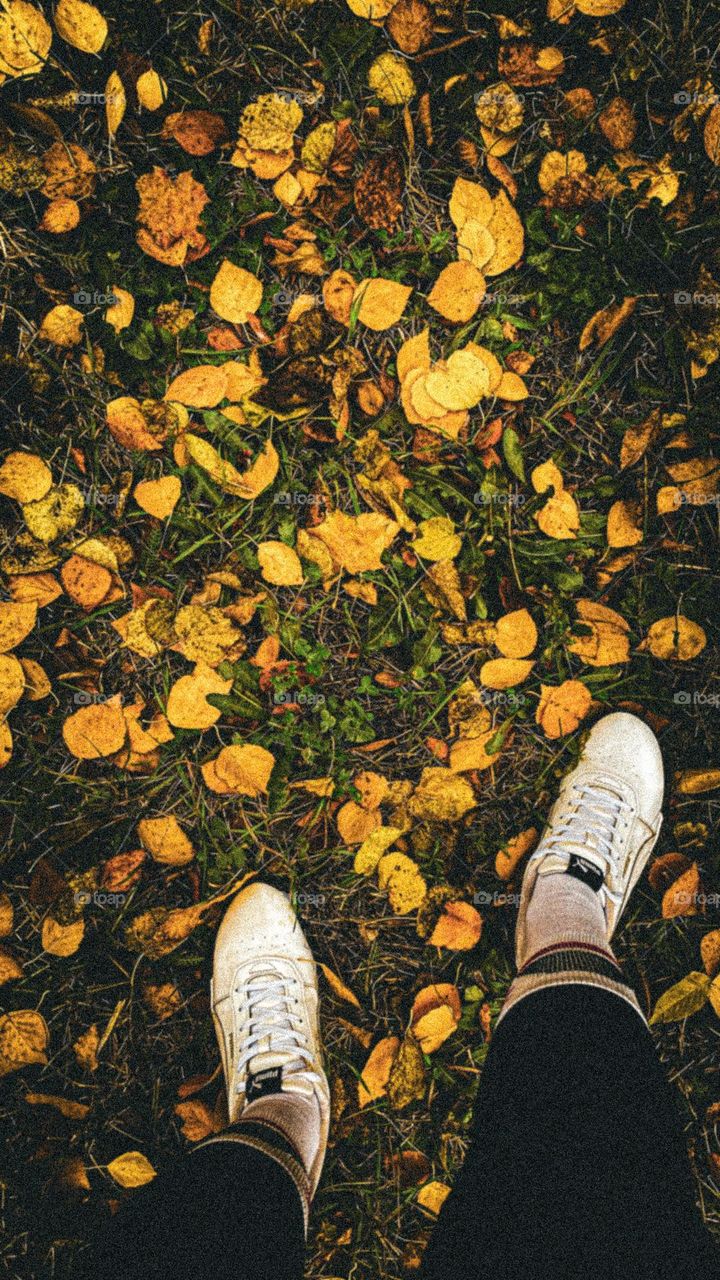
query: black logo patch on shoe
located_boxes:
[246,1066,283,1102]
[565,854,605,893]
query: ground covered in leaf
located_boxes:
[1,0,720,1273]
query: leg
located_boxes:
[84,884,330,1280]
[421,713,717,1280]
[91,1136,306,1280]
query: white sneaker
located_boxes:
[516,712,664,962]
[211,883,330,1195]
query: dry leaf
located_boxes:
[495,826,538,879]
[62,695,127,759]
[417,1181,451,1214]
[210,260,264,325]
[166,663,232,730]
[662,863,701,918]
[358,1036,400,1107]
[201,743,275,797]
[429,900,482,950]
[54,0,107,53]
[641,616,706,662]
[107,1151,157,1188]
[0,452,52,503]
[0,1010,49,1077]
[137,816,194,866]
[536,680,592,738]
[134,476,181,520]
[257,541,304,586]
[354,278,412,331]
[410,983,461,1052]
[42,916,85,956]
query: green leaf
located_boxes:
[502,427,525,483]
[649,972,711,1025]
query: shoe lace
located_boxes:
[236,972,321,1096]
[544,781,631,907]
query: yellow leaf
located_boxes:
[40,197,81,233]
[41,916,85,957]
[0,720,12,769]
[172,604,241,666]
[377,852,427,914]
[427,260,486,323]
[480,657,533,689]
[425,348,491,411]
[412,516,461,561]
[184,434,278,500]
[409,768,475,822]
[411,983,461,1052]
[417,1181,451,1214]
[309,509,399,574]
[73,1024,100,1073]
[449,177,493,231]
[165,662,232,730]
[107,1151,157,1188]
[39,304,84,346]
[535,489,580,540]
[579,297,637,352]
[54,0,107,53]
[136,68,167,111]
[134,476,181,520]
[60,554,112,609]
[396,328,431,383]
[105,70,126,136]
[449,729,499,773]
[429,900,482,950]
[257,541,304,586]
[536,680,592,739]
[367,51,416,105]
[0,655,25,716]
[649,972,710,1025]
[482,190,525,276]
[137,816,194,866]
[354,277,412,331]
[104,286,135,333]
[0,1,52,80]
[354,826,403,875]
[358,1035,400,1107]
[22,482,84,543]
[0,947,23,984]
[387,1032,426,1108]
[422,559,467,620]
[210,260,264,325]
[495,608,537,658]
[642,615,706,661]
[568,599,630,667]
[662,863,701,918]
[201,743,275,797]
[0,452,52,503]
[700,930,720,978]
[495,826,538,879]
[165,364,227,408]
[25,1091,89,1118]
[62,695,127,759]
[8,573,62,607]
[607,498,643,547]
[319,964,361,1008]
[538,149,587,194]
[337,801,381,845]
[0,1010,48,1077]
[0,894,14,937]
[675,769,720,795]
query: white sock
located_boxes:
[519,870,611,969]
[241,1090,322,1177]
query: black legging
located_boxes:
[87,986,718,1280]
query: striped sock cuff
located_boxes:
[192,1118,312,1233]
[499,939,644,1028]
